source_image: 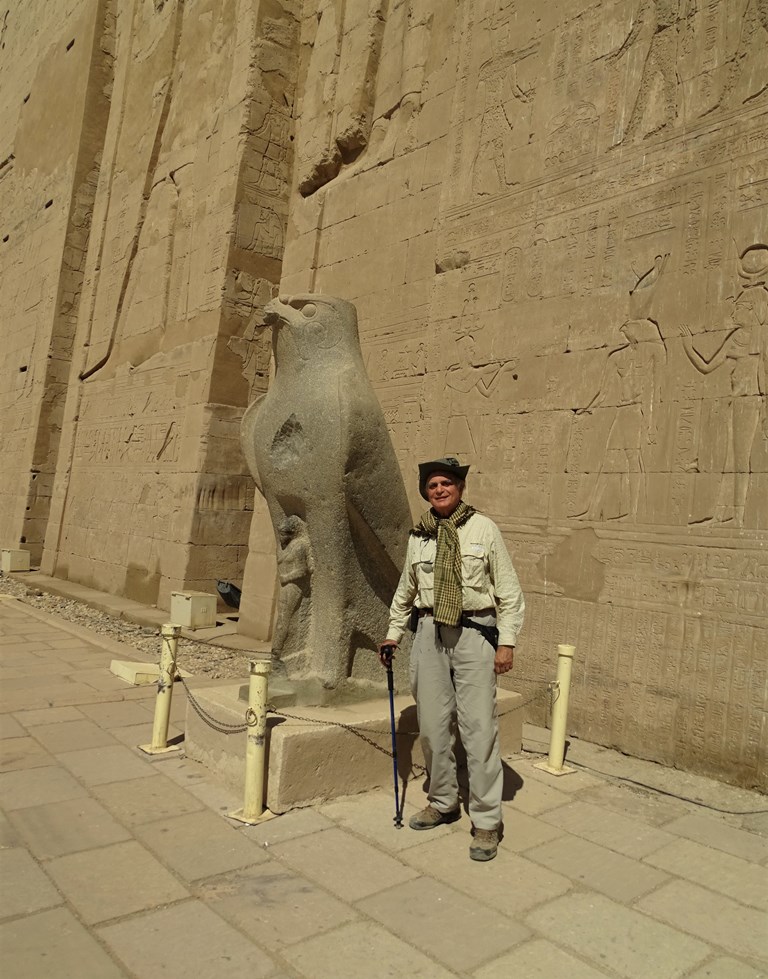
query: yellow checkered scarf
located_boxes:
[414,502,476,626]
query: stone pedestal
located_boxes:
[184,682,524,813]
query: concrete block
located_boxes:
[474,939,613,979]
[1,549,31,572]
[169,591,217,629]
[184,683,524,813]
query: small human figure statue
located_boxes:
[271,516,313,672]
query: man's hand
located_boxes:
[378,642,398,667]
[494,645,514,675]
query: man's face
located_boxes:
[426,472,464,517]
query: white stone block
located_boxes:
[1,549,31,573]
[169,591,217,629]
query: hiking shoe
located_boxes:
[469,827,499,861]
[408,805,461,830]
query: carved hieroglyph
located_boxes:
[241,295,411,690]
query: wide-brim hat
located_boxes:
[418,457,470,499]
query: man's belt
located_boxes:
[416,607,495,618]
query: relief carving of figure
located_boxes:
[678,248,768,525]
[572,256,668,521]
[241,295,412,694]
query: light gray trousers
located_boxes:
[409,613,502,830]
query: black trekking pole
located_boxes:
[381,645,403,828]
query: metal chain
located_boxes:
[178,674,249,735]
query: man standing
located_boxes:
[380,457,525,861]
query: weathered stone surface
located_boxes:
[240,294,412,691]
[1,0,766,787]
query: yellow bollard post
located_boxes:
[228,657,277,825]
[139,624,183,756]
[534,644,576,776]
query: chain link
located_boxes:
[178,674,249,735]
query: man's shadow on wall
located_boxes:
[394,705,524,822]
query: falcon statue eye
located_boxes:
[301,303,317,318]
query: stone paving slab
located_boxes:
[472,937,613,978]
[281,920,459,979]
[97,901,279,979]
[0,847,63,917]
[2,594,767,979]
[45,840,189,924]
[92,773,206,825]
[30,718,119,753]
[644,836,768,910]
[539,799,676,858]
[526,832,669,903]
[526,892,711,977]
[194,863,359,950]
[358,876,530,972]
[7,796,131,859]
[270,826,419,901]
[133,809,269,880]
[663,812,768,864]
[637,879,768,964]
[0,907,128,978]
[0,735,55,772]
[399,829,572,914]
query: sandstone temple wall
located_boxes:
[1,0,766,788]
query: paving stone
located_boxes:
[663,813,768,864]
[688,956,768,978]
[473,937,612,978]
[30,719,119,754]
[526,834,668,903]
[540,800,676,858]
[400,829,571,913]
[0,848,63,917]
[0,811,21,849]
[319,789,452,852]
[1,682,107,710]
[637,879,768,963]
[56,744,158,785]
[283,919,457,979]
[0,735,55,772]
[158,756,243,812]
[270,826,418,901]
[506,775,572,815]
[0,908,128,978]
[527,892,710,977]
[46,840,189,924]
[98,900,277,979]
[195,863,358,950]
[0,714,26,738]
[359,876,529,972]
[645,837,768,910]
[0,765,86,810]
[12,706,85,726]
[498,807,566,852]
[578,781,691,826]
[7,797,131,859]
[79,700,154,728]
[70,668,130,692]
[133,809,267,880]
[92,774,205,825]
[242,805,334,846]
